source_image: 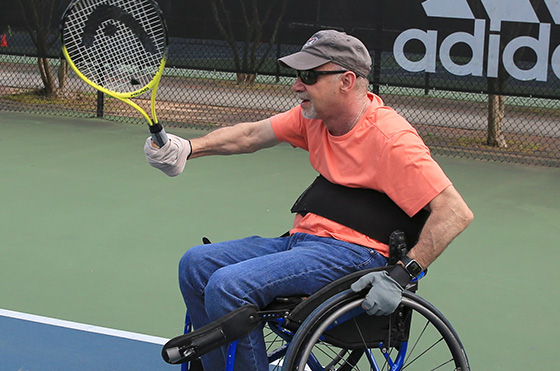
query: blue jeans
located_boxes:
[178,233,388,371]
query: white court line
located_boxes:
[0,308,169,345]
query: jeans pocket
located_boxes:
[352,247,388,270]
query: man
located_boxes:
[145,30,473,370]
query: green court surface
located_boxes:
[1,111,560,370]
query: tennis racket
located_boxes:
[60,0,169,147]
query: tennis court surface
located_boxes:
[1,111,559,370]
[0,308,168,370]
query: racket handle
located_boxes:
[150,123,169,148]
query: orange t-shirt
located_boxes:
[270,93,452,256]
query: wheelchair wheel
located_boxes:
[282,289,469,371]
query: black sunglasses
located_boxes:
[296,69,348,85]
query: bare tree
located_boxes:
[487,91,507,146]
[17,0,68,98]
[483,2,549,148]
[209,0,288,85]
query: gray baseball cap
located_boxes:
[278,30,372,77]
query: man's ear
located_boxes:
[339,71,357,93]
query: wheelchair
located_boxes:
[162,232,470,371]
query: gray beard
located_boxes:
[301,105,318,120]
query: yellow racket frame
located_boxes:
[62,45,166,126]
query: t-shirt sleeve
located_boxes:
[377,130,452,217]
[270,106,309,151]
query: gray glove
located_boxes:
[350,270,404,316]
[144,134,191,177]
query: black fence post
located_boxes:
[96,91,104,118]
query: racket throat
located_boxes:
[150,123,169,148]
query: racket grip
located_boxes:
[150,123,169,148]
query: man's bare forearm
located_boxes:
[407,185,474,268]
[189,119,278,159]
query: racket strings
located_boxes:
[63,0,166,94]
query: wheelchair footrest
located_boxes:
[162,304,260,364]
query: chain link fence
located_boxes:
[1,1,560,167]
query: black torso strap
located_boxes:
[290,175,429,246]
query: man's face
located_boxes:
[292,65,347,120]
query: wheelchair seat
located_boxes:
[267,266,416,349]
[274,266,416,328]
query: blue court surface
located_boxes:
[0,309,178,371]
